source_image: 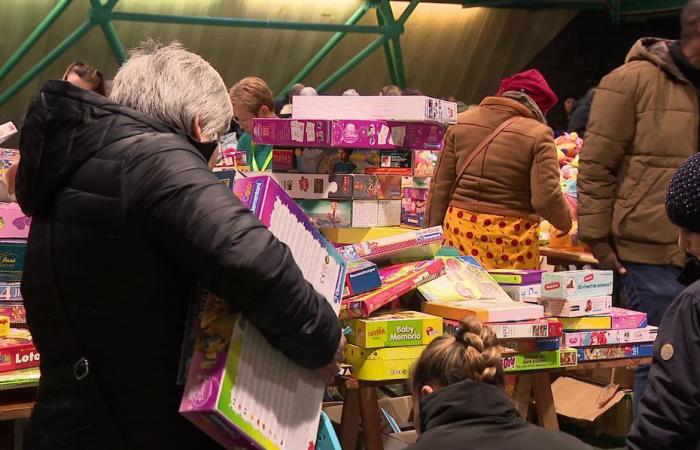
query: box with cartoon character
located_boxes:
[343,310,443,348]
[377,175,402,200]
[563,326,658,348]
[413,151,439,177]
[180,175,346,450]
[366,150,413,176]
[297,200,352,228]
[575,343,654,362]
[0,303,25,324]
[417,257,513,303]
[0,204,30,239]
[251,118,444,150]
[295,148,380,174]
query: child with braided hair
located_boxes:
[407,317,592,450]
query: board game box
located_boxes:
[418,256,513,303]
[444,318,564,340]
[563,326,658,348]
[488,270,544,286]
[501,348,578,373]
[538,296,613,318]
[343,310,443,348]
[343,259,381,298]
[575,344,654,362]
[337,226,443,263]
[346,344,426,381]
[541,270,614,299]
[422,299,544,323]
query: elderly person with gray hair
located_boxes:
[17,41,344,450]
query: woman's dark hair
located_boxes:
[411,317,504,393]
[62,61,106,95]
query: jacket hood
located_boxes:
[17,80,215,215]
[626,38,685,81]
[419,378,520,432]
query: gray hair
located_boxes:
[110,40,232,139]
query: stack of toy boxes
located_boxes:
[489,269,544,302]
[531,270,655,361]
[420,259,576,372]
[336,227,447,381]
[251,96,457,230]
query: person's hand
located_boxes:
[590,240,627,275]
[315,332,346,385]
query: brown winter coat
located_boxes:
[425,96,572,233]
[578,38,698,267]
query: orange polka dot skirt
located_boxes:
[443,206,540,270]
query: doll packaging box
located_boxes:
[251,118,444,150]
[563,326,658,348]
[181,175,346,450]
[346,344,426,381]
[541,270,614,299]
[343,310,443,348]
[292,95,458,124]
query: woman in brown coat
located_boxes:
[425,69,572,269]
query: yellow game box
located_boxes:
[343,310,442,348]
[346,344,426,381]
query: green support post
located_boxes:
[316,35,389,93]
[398,0,421,25]
[376,6,400,86]
[376,0,414,89]
[100,21,127,65]
[278,0,372,100]
[0,19,95,105]
[89,0,126,64]
[0,0,73,84]
[109,11,383,34]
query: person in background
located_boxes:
[18,41,343,450]
[627,152,700,450]
[567,88,594,135]
[407,317,591,450]
[342,88,360,96]
[62,61,106,95]
[578,0,700,411]
[380,84,402,96]
[228,76,277,171]
[425,69,572,270]
[563,95,576,121]
[275,82,304,116]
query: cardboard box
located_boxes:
[297,200,352,228]
[563,326,658,348]
[263,173,353,199]
[351,200,379,228]
[499,338,560,353]
[366,150,413,176]
[346,344,426,381]
[377,200,402,227]
[503,284,541,302]
[401,188,428,228]
[576,343,653,362]
[539,295,613,318]
[501,348,577,372]
[251,118,444,150]
[377,175,402,200]
[559,307,647,331]
[541,270,614,299]
[0,329,39,374]
[552,377,627,423]
[180,175,347,450]
[0,282,21,302]
[445,318,564,339]
[343,310,443,348]
[488,269,544,286]
[0,303,25,324]
[343,259,381,298]
[418,256,513,303]
[0,241,25,281]
[423,299,544,323]
[341,259,445,319]
[292,95,458,124]
[0,204,30,239]
[353,175,379,200]
[337,226,443,263]
[413,151,439,178]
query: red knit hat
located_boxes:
[496,69,558,115]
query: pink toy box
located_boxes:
[180,175,346,449]
[252,118,444,150]
[0,204,30,239]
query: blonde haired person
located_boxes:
[407,317,591,450]
[229,76,277,171]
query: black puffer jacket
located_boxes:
[407,379,592,450]
[18,81,341,450]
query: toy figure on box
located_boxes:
[333,149,357,174]
[425,69,572,270]
[407,317,591,450]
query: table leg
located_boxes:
[514,374,533,419]
[340,388,361,450]
[358,385,384,450]
[532,373,559,430]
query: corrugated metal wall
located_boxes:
[0,0,576,129]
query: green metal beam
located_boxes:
[0,19,95,105]
[278,0,372,100]
[100,21,127,65]
[89,0,127,65]
[317,35,389,93]
[0,0,73,84]
[109,11,384,34]
[376,6,400,86]
[376,0,413,89]
[398,0,421,24]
